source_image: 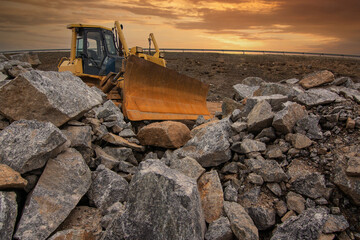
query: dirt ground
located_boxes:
[35,51,360,102]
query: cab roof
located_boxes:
[67,24,113,32]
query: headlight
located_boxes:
[159,52,165,58]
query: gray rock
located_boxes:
[233,84,259,99]
[246,94,289,112]
[94,146,120,170]
[275,200,288,217]
[221,97,244,117]
[101,202,125,229]
[294,114,323,140]
[337,87,360,103]
[255,127,276,141]
[115,159,137,174]
[272,102,307,134]
[255,82,299,99]
[247,206,276,230]
[0,120,67,174]
[332,154,360,205]
[87,165,129,212]
[118,128,136,138]
[267,182,282,196]
[205,216,234,240]
[242,77,265,86]
[231,121,247,133]
[286,133,312,149]
[239,186,261,206]
[292,172,327,199]
[169,156,205,180]
[174,118,232,167]
[285,78,299,84]
[0,72,7,81]
[14,148,91,240]
[0,70,103,126]
[224,201,259,240]
[0,53,8,62]
[8,65,29,78]
[247,100,274,133]
[245,158,287,183]
[286,191,305,214]
[271,208,329,240]
[295,88,344,107]
[0,191,17,240]
[247,173,264,185]
[265,147,284,159]
[224,184,238,202]
[322,214,349,233]
[198,170,224,223]
[62,125,92,163]
[62,126,91,149]
[232,139,266,154]
[10,52,41,66]
[346,156,360,177]
[103,147,135,163]
[94,100,124,120]
[109,159,205,240]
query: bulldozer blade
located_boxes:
[122,55,212,121]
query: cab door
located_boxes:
[82,29,105,75]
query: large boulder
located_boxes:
[272,102,307,134]
[299,70,335,89]
[271,208,329,240]
[14,148,92,240]
[103,159,206,240]
[0,70,103,126]
[198,170,224,223]
[0,120,67,174]
[224,201,259,240]
[0,191,17,240]
[137,121,191,148]
[174,119,232,167]
[87,165,129,212]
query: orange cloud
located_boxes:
[0,0,359,54]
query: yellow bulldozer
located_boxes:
[58,21,211,121]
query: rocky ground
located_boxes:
[0,52,360,240]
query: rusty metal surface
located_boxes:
[123,55,211,121]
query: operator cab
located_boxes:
[73,26,123,76]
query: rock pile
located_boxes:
[0,54,359,240]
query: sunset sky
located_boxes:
[0,0,359,54]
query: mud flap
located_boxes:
[122,55,212,121]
